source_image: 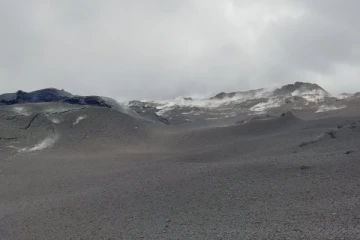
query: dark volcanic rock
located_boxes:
[138,112,170,125]
[0,93,17,105]
[345,150,356,155]
[235,120,247,125]
[0,88,73,105]
[183,97,193,101]
[63,96,112,108]
[281,111,294,117]
[211,92,235,100]
[326,130,337,139]
[0,88,112,108]
[211,88,266,100]
[20,88,73,103]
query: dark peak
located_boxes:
[274,82,328,96]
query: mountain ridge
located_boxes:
[1,82,357,125]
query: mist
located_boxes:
[1,0,360,100]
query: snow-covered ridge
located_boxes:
[128,82,334,117]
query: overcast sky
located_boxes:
[1,0,360,100]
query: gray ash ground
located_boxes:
[1,83,360,239]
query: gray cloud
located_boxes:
[1,0,360,100]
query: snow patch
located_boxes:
[45,114,61,124]
[12,106,31,116]
[154,97,245,116]
[50,118,61,124]
[250,98,282,112]
[73,115,87,125]
[316,105,346,113]
[291,89,329,102]
[19,135,59,153]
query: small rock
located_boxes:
[326,131,336,139]
[281,111,293,117]
[300,165,310,170]
[345,150,356,155]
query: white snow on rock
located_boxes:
[316,105,346,113]
[19,135,59,153]
[250,98,282,112]
[73,115,87,125]
[12,106,31,116]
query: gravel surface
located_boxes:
[1,103,360,239]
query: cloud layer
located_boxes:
[1,0,360,100]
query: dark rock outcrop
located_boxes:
[62,96,111,108]
[211,88,267,100]
[0,88,112,108]
[211,92,236,100]
[0,88,73,105]
[280,111,294,117]
[345,150,356,155]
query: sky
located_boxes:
[1,0,360,101]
